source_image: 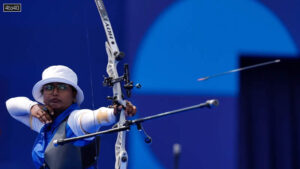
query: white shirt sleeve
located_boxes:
[6,96,116,136]
[68,107,116,138]
[5,97,44,132]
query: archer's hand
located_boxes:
[113,100,137,117]
[30,104,54,124]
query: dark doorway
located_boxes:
[239,57,300,169]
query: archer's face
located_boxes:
[42,83,76,114]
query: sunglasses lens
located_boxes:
[58,84,68,90]
[44,84,54,91]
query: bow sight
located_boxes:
[103,63,141,100]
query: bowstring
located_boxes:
[84,4,99,167]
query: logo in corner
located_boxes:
[3,3,21,12]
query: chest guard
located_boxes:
[43,121,100,169]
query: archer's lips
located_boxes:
[50,98,61,103]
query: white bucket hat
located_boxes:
[32,65,84,105]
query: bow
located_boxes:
[94,0,133,168]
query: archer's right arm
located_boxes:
[6,97,44,132]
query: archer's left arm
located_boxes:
[68,101,137,137]
[68,107,116,137]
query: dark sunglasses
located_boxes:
[43,83,69,92]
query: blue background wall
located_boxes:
[0,0,299,169]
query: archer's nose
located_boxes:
[52,88,59,95]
